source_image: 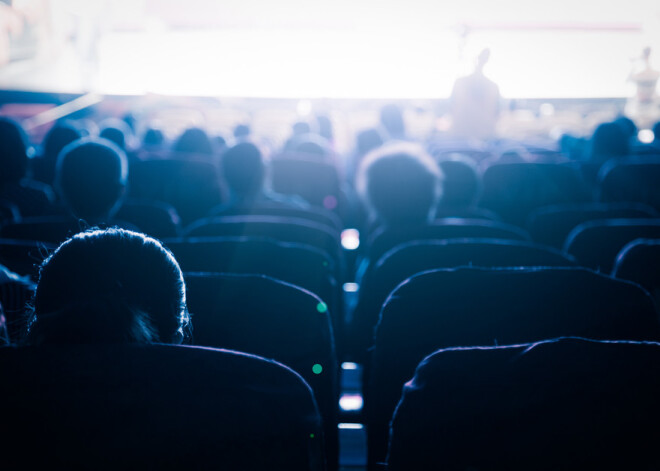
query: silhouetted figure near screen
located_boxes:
[626,47,660,128]
[0,117,55,217]
[31,122,83,185]
[356,142,443,231]
[23,228,190,345]
[450,48,500,141]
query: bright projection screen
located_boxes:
[0,0,659,98]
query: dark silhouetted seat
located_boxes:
[564,218,660,272]
[184,215,343,273]
[0,216,139,244]
[388,337,660,471]
[164,236,343,352]
[366,267,659,470]
[349,238,576,361]
[0,344,324,470]
[185,272,338,470]
[598,157,660,211]
[363,218,530,274]
[270,155,350,217]
[526,202,658,248]
[211,202,343,232]
[129,159,224,225]
[434,206,500,221]
[115,198,181,239]
[613,238,660,313]
[479,163,589,226]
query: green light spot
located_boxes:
[316,302,327,313]
[310,433,315,439]
[312,364,323,375]
[322,261,328,267]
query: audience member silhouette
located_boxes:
[173,126,214,156]
[212,141,308,214]
[31,122,83,185]
[589,121,630,167]
[142,127,165,149]
[0,117,55,216]
[233,123,251,142]
[56,137,129,225]
[99,118,133,152]
[436,154,480,209]
[356,141,443,230]
[24,228,190,345]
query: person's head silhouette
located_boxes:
[173,127,214,156]
[55,137,128,224]
[357,142,443,228]
[221,141,265,199]
[26,228,190,345]
[0,117,29,186]
[590,121,630,164]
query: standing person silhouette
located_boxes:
[449,48,501,141]
[625,47,660,129]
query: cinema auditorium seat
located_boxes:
[183,214,344,279]
[210,202,343,232]
[164,236,339,332]
[563,218,660,273]
[270,155,350,219]
[362,218,530,274]
[349,238,576,360]
[388,337,660,470]
[0,344,325,470]
[479,162,590,226]
[612,238,660,313]
[365,267,659,470]
[185,272,339,470]
[115,198,181,239]
[598,157,660,211]
[526,202,658,249]
[129,159,224,225]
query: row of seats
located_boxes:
[1,113,659,469]
[364,266,660,468]
[387,337,660,470]
[2,212,660,357]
